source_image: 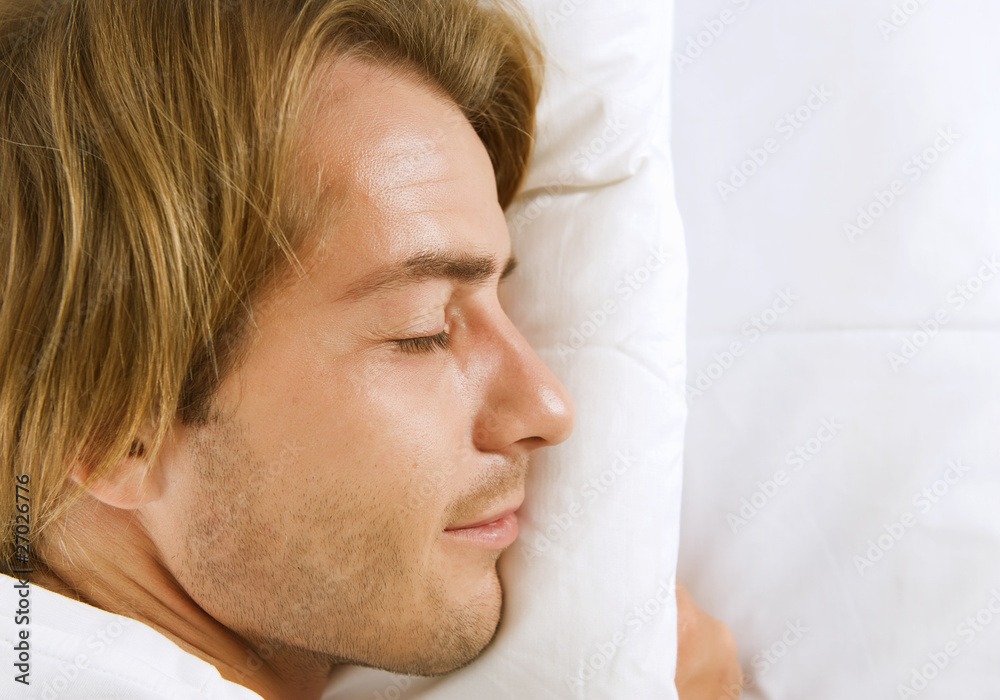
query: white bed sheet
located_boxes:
[673,1,1000,698]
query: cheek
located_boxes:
[227,320,474,545]
[282,355,471,538]
[337,351,469,454]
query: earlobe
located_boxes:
[69,439,161,511]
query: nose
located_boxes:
[472,310,576,453]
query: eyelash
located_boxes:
[394,330,451,354]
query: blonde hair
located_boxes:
[0,0,543,571]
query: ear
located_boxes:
[69,437,163,510]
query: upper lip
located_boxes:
[445,496,524,530]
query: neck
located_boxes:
[35,495,333,700]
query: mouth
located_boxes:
[442,499,523,549]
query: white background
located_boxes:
[673,1,1000,698]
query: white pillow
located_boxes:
[323,0,686,697]
[674,0,1000,697]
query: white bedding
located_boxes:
[673,1,1000,697]
[324,0,685,698]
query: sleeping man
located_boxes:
[0,0,740,698]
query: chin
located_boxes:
[393,571,505,677]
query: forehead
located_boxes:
[291,56,504,272]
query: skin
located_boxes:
[676,582,744,700]
[36,56,740,700]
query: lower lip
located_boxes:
[442,512,519,549]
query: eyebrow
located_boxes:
[337,250,519,302]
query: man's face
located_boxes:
[142,57,575,675]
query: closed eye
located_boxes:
[394,330,451,354]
